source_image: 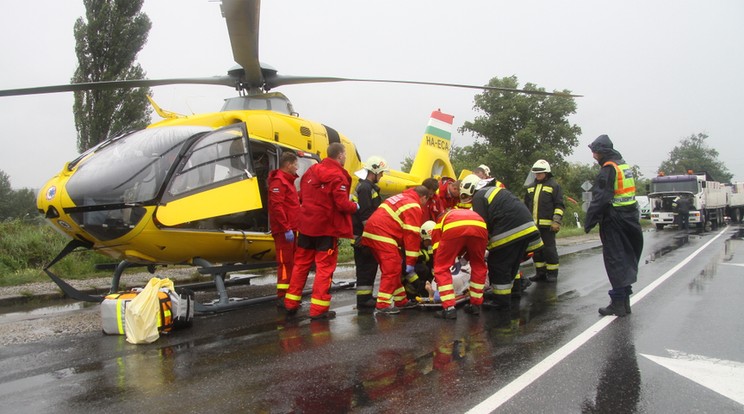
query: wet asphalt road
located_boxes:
[1,226,743,413]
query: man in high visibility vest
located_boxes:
[585,134,644,317]
[361,186,430,314]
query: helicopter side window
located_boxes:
[295,156,319,193]
[168,129,250,197]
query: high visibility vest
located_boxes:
[603,161,637,207]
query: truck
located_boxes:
[648,172,727,230]
[725,182,744,223]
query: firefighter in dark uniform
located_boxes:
[585,134,644,317]
[352,156,389,309]
[525,159,565,283]
[468,174,543,311]
[403,220,435,300]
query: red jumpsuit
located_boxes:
[267,168,300,299]
[284,158,357,317]
[426,178,459,221]
[431,209,488,309]
[361,191,424,309]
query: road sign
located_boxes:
[581,180,593,192]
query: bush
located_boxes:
[0,219,111,286]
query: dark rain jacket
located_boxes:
[524,176,565,227]
[585,134,644,289]
[472,185,541,251]
[352,178,382,237]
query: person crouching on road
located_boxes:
[429,182,488,319]
[469,174,543,311]
[361,186,430,314]
[284,143,359,320]
[268,151,300,303]
[585,134,643,317]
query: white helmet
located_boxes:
[531,159,551,173]
[477,164,491,177]
[364,156,389,174]
[460,174,481,198]
[420,220,436,240]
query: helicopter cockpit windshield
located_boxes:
[221,92,297,116]
[66,126,211,207]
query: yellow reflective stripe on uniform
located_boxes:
[488,222,538,249]
[532,184,542,221]
[534,261,546,268]
[469,281,485,290]
[357,288,373,295]
[554,208,564,216]
[380,202,421,231]
[371,190,379,198]
[351,194,359,202]
[546,263,559,270]
[285,293,302,301]
[405,250,419,258]
[442,219,487,232]
[542,186,554,193]
[432,241,440,250]
[486,186,503,203]
[378,291,393,300]
[439,284,454,291]
[439,293,456,301]
[526,237,544,252]
[492,283,512,294]
[538,219,554,226]
[470,291,483,299]
[362,231,398,246]
[277,283,289,290]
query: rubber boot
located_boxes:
[624,296,631,314]
[529,269,547,282]
[598,298,627,317]
[357,294,377,310]
[545,270,558,283]
[483,294,511,311]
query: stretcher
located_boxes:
[414,292,470,308]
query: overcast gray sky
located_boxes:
[1,0,742,190]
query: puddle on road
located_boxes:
[645,233,690,263]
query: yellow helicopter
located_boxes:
[0,0,577,312]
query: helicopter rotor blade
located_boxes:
[266,75,581,97]
[221,0,263,90]
[0,76,236,97]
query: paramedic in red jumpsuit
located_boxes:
[268,151,300,302]
[361,186,430,314]
[284,143,358,320]
[430,207,489,319]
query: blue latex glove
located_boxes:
[405,264,415,274]
[284,230,295,242]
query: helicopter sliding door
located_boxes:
[156,123,262,227]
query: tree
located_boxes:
[0,171,37,220]
[459,76,581,190]
[72,0,153,152]
[0,171,11,219]
[657,133,733,182]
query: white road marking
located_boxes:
[641,350,744,406]
[721,263,744,267]
[466,227,728,413]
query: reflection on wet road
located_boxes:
[1,226,743,413]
